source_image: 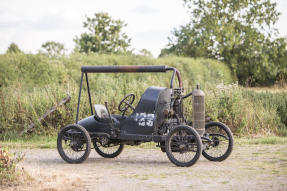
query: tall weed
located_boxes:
[204,84,283,136]
[243,90,287,136]
[0,53,285,137]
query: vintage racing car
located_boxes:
[57,65,233,167]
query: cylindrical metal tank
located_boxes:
[192,84,205,136]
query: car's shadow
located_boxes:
[86,157,170,166]
[32,156,171,167]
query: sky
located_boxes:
[0,0,286,57]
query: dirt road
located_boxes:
[5,143,287,191]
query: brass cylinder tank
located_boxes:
[192,84,205,136]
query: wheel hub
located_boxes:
[70,139,83,151]
[100,137,109,146]
[179,144,186,149]
[212,137,220,147]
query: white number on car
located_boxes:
[135,113,155,127]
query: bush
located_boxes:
[203,84,284,136]
[0,53,235,89]
[0,53,67,88]
[0,84,75,136]
[0,147,22,185]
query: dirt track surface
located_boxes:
[5,143,287,191]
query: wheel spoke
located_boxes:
[96,142,121,155]
[203,124,232,160]
[93,138,124,158]
[60,129,87,160]
[167,127,201,166]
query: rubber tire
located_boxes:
[57,124,91,163]
[165,126,202,167]
[94,143,124,158]
[202,122,233,162]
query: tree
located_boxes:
[139,49,153,57]
[41,41,65,57]
[74,12,131,54]
[161,0,287,85]
[6,43,22,54]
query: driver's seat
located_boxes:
[94,104,109,120]
[94,104,120,124]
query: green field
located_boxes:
[0,53,286,138]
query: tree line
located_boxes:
[161,0,287,86]
[5,0,287,86]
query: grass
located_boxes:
[1,135,287,149]
[204,84,285,136]
[0,136,159,149]
[1,81,285,138]
[0,53,286,138]
[243,90,287,135]
[246,86,287,93]
[0,135,57,149]
[0,53,235,89]
[237,136,287,145]
[0,53,237,136]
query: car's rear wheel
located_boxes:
[57,124,91,163]
[202,122,233,161]
[165,125,202,167]
[93,138,124,158]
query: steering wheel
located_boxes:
[118,94,135,117]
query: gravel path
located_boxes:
[4,143,287,191]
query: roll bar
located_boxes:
[80,65,182,88]
[81,65,167,73]
[76,65,182,123]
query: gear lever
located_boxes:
[105,101,114,125]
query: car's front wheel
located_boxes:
[57,124,91,163]
[165,125,202,167]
